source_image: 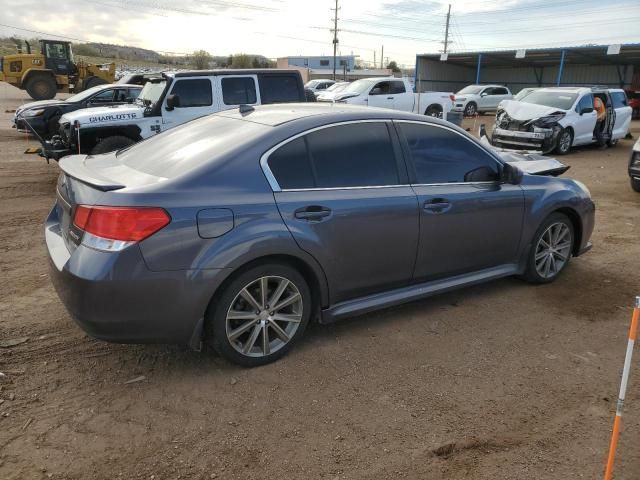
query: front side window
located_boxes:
[221,77,257,105]
[576,94,594,113]
[399,123,500,184]
[89,89,116,103]
[370,82,391,95]
[267,123,400,189]
[170,78,212,107]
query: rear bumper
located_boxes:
[492,126,559,152]
[45,206,228,345]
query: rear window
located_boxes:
[169,79,212,107]
[259,75,301,104]
[115,115,266,178]
[222,77,257,105]
[522,91,578,110]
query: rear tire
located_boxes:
[425,104,443,118]
[304,88,317,102]
[631,178,640,193]
[82,76,108,91]
[521,213,574,284]
[205,263,312,367]
[90,135,135,155]
[25,74,56,100]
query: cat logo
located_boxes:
[31,59,42,65]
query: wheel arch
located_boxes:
[21,68,55,86]
[78,125,142,153]
[553,206,583,256]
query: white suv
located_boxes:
[305,79,335,97]
[453,84,513,116]
[491,87,632,154]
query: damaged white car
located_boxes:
[491,87,632,154]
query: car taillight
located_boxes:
[449,94,455,102]
[73,206,170,250]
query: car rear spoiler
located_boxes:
[59,156,126,191]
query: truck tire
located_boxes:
[90,135,135,155]
[25,74,57,100]
[425,104,443,118]
[304,88,317,102]
[83,76,109,91]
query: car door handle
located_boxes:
[423,199,451,214]
[294,206,331,221]
[387,96,394,100]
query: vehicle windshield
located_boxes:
[66,85,109,103]
[457,85,483,95]
[521,91,578,110]
[514,88,536,101]
[305,80,320,88]
[341,79,378,95]
[136,80,167,107]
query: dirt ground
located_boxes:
[1,82,639,480]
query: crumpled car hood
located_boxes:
[498,99,563,120]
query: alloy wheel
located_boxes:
[225,276,303,358]
[534,222,572,279]
[465,103,476,116]
[558,132,571,153]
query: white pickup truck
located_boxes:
[317,77,454,118]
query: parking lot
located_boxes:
[1,81,639,479]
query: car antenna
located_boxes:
[239,104,255,114]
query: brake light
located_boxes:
[73,205,170,242]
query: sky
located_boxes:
[0,0,638,67]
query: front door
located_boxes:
[396,121,524,281]
[367,81,394,109]
[161,77,216,131]
[573,94,598,145]
[43,42,74,75]
[268,121,419,304]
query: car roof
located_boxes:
[165,69,301,78]
[214,102,449,127]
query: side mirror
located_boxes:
[166,94,180,111]
[480,92,488,97]
[580,106,593,115]
[502,163,523,185]
[370,87,382,95]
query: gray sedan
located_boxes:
[46,104,595,366]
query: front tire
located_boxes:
[90,135,135,155]
[25,74,56,100]
[521,213,574,284]
[206,263,312,367]
[555,128,573,155]
[464,102,477,116]
[631,177,640,193]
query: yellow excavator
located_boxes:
[0,39,115,100]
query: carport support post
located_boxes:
[556,49,566,86]
[475,53,482,84]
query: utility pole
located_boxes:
[331,0,339,80]
[443,3,451,54]
[381,45,384,69]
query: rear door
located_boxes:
[267,121,420,304]
[161,77,215,131]
[217,75,261,109]
[367,81,394,109]
[396,121,524,281]
[390,80,413,111]
[610,90,632,139]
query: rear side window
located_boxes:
[399,123,499,184]
[170,79,212,107]
[222,77,257,105]
[391,81,406,94]
[308,123,398,188]
[267,123,400,189]
[267,137,315,189]
[493,87,509,95]
[611,91,628,108]
[259,75,301,104]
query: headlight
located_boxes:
[532,112,565,127]
[22,108,45,117]
[631,151,640,168]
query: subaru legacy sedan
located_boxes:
[46,104,594,367]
